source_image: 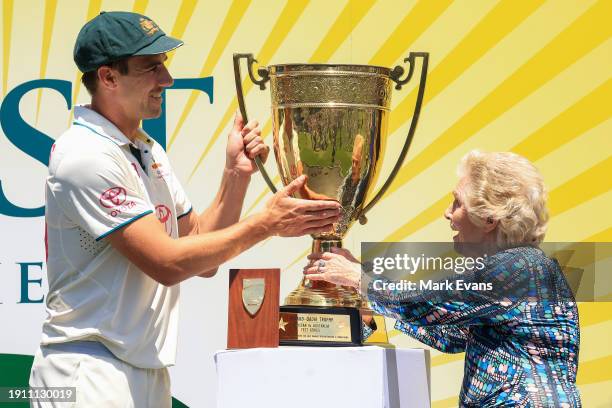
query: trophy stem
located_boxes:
[283,238,362,307]
[312,239,342,253]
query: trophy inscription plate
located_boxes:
[279,306,361,346]
[283,313,351,342]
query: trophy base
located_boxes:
[279,305,362,346]
[280,239,390,346]
[284,278,363,307]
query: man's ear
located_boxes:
[483,217,498,233]
[97,66,118,90]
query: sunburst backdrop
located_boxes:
[1,0,610,406]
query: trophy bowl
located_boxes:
[270,63,393,308]
[234,53,429,345]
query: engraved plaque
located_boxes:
[279,306,361,346]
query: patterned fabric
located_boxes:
[368,246,581,407]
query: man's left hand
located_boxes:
[225,111,270,176]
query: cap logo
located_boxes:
[139,18,159,36]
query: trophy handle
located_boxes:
[233,53,277,193]
[357,52,429,225]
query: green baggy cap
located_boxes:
[74,11,183,73]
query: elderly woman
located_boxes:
[304,151,581,407]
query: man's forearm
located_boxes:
[163,212,271,285]
[198,168,251,232]
[106,210,274,287]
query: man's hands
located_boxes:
[303,247,362,289]
[260,175,342,237]
[225,112,270,177]
[226,112,341,237]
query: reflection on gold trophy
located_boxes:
[234,53,429,345]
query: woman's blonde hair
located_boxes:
[458,150,549,247]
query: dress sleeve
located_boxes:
[394,320,468,353]
[367,249,531,327]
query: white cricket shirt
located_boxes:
[42,105,192,369]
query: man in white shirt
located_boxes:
[29,11,341,407]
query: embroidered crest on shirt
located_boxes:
[151,162,168,180]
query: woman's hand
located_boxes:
[303,247,361,289]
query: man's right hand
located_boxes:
[262,175,342,237]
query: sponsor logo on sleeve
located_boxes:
[155,204,173,236]
[100,187,136,217]
[100,187,127,208]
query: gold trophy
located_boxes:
[234,52,429,346]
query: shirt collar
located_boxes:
[73,105,153,147]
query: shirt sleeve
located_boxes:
[50,150,154,240]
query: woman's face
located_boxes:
[444,177,488,244]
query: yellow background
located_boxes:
[1,0,611,406]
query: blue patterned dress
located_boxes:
[367,246,581,407]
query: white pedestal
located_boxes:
[215,346,430,408]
